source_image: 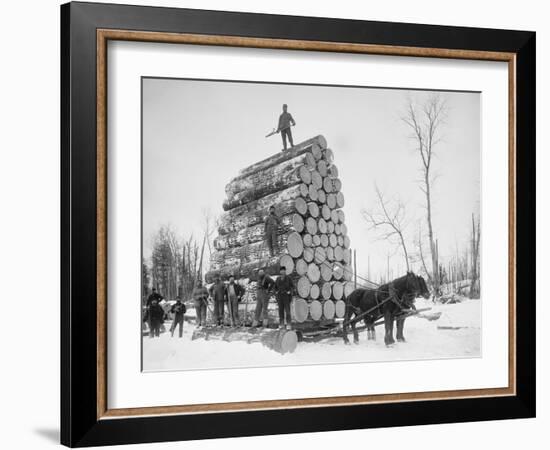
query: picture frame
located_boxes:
[60,1,535,447]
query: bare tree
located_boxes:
[470,213,481,298]
[362,184,410,271]
[402,93,447,295]
[414,222,432,284]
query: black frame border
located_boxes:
[61,2,535,447]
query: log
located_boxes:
[223,162,311,210]
[343,265,353,281]
[324,148,334,163]
[307,263,321,283]
[308,202,319,218]
[329,234,338,248]
[334,246,344,262]
[217,185,302,235]
[321,282,332,300]
[293,213,305,233]
[344,281,355,297]
[332,178,342,192]
[317,188,326,204]
[314,247,327,264]
[312,144,324,160]
[295,197,308,215]
[287,231,304,258]
[340,223,348,236]
[306,217,318,235]
[337,235,344,247]
[337,209,346,223]
[323,300,336,319]
[335,224,342,235]
[311,170,323,189]
[332,262,344,280]
[299,183,309,197]
[206,255,279,282]
[214,212,298,250]
[321,204,331,221]
[297,276,312,298]
[280,254,295,273]
[295,258,308,276]
[312,234,321,247]
[318,218,328,234]
[260,329,298,354]
[343,235,351,249]
[317,160,328,177]
[293,298,309,323]
[336,192,345,208]
[323,176,333,193]
[332,281,344,300]
[305,152,316,169]
[327,193,337,209]
[335,299,346,318]
[326,247,335,262]
[233,135,327,180]
[320,262,333,282]
[225,152,314,198]
[303,233,313,247]
[331,209,339,224]
[342,248,352,264]
[308,184,318,201]
[327,220,335,233]
[309,300,323,320]
[303,247,314,263]
[328,164,339,178]
[320,234,329,248]
[310,284,320,300]
[211,232,303,266]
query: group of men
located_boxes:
[144,288,188,338]
[190,265,295,330]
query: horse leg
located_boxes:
[352,319,359,344]
[384,311,395,346]
[396,318,406,342]
[343,308,351,345]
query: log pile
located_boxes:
[206,135,354,324]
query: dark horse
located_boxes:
[343,272,430,346]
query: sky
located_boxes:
[142,78,480,281]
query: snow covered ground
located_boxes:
[142,298,481,372]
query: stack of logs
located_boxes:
[205,135,355,324]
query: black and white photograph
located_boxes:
[141,77,481,372]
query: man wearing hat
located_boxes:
[274,265,295,329]
[252,268,275,327]
[170,296,187,338]
[146,287,164,307]
[192,280,209,328]
[276,103,296,151]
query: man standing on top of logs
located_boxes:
[252,268,275,328]
[264,205,280,256]
[277,103,296,151]
[192,280,209,328]
[226,276,244,327]
[209,277,226,327]
[274,266,295,330]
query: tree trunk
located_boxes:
[232,135,327,180]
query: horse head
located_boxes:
[408,272,431,299]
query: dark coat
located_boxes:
[278,111,295,131]
[192,286,209,302]
[225,282,244,302]
[209,281,226,303]
[147,303,165,324]
[146,291,164,306]
[265,214,280,233]
[274,276,294,299]
[257,274,275,293]
[171,301,187,318]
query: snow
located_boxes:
[142,299,481,372]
